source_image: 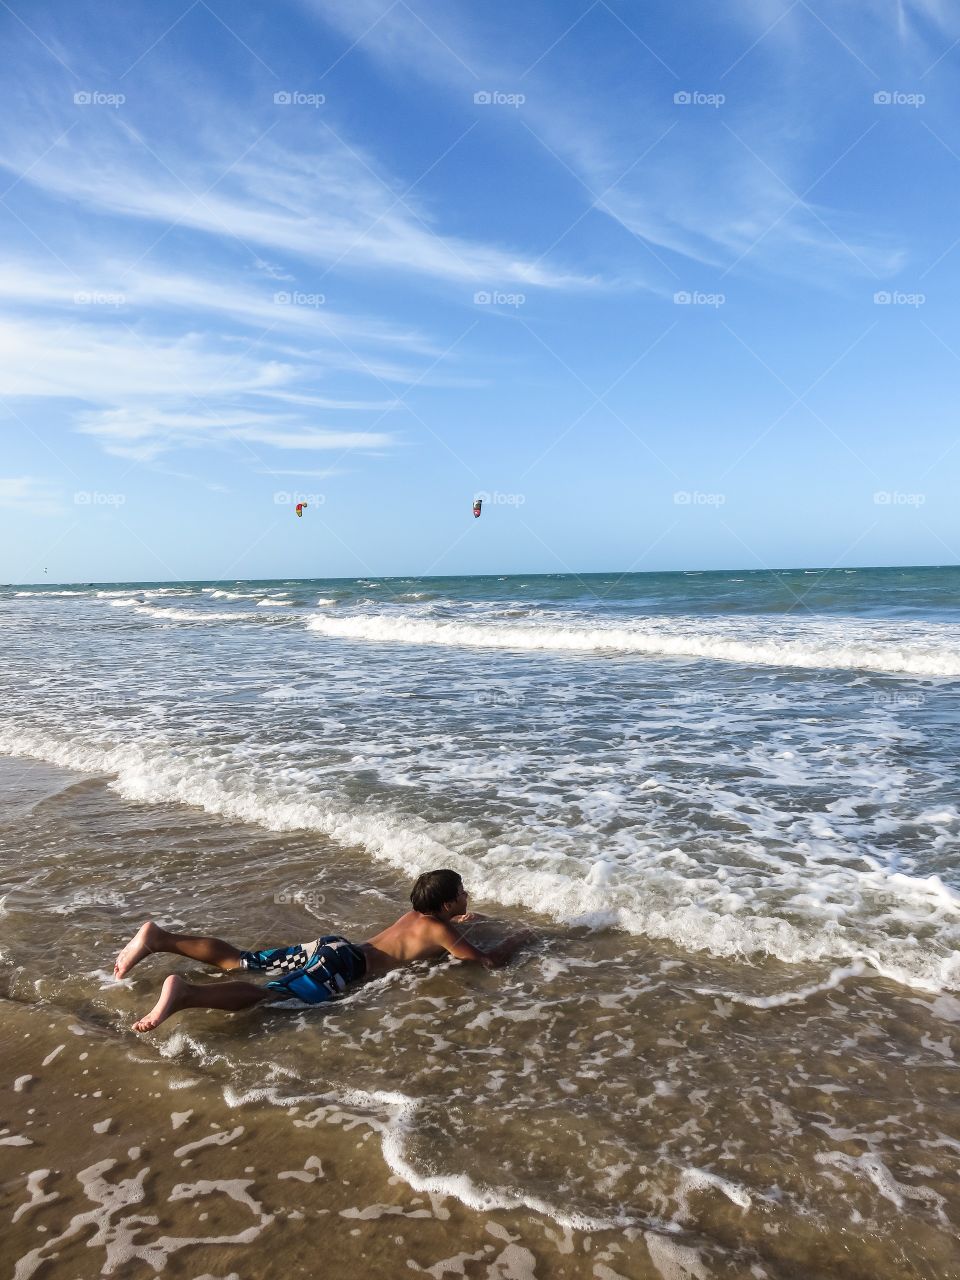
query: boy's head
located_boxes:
[410,868,466,917]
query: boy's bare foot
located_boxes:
[114,921,162,979]
[132,974,186,1032]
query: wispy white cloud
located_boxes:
[246,391,397,410]
[301,0,909,282]
[0,245,496,462]
[252,256,295,280]
[0,319,289,401]
[257,467,348,476]
[0,261,488,463]
[731,0,960,43]
[0,119,593,290]
[591,148,907,280]
[74,406,394,462]
[231,426,394,449]
[0,259,443,355]
[0,476,62,516]
[0,315,401,462]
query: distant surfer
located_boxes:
[115,870,530,1033]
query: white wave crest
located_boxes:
[306,612,960,678]
[110,601,291,622]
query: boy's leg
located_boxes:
[132,974,277,1033]
[114,921,245,979]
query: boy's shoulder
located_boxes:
[405,908,442,930]
[402,910,455,941]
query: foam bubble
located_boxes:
[815,1151,947,1221]
[173,1126,244,1158]
[644,1233,711,1280]
[12,1170,57,1225]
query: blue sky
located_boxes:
[1,0,959,583]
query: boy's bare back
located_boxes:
[358,871,530,976]
[360,908,492,976]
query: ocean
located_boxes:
[1,566,958,1279]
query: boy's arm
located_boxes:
[432,920,531,970]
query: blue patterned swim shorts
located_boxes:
[239,935,367,1005]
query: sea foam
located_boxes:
[306,612,960,678]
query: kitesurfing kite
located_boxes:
[472,498,482,519]
[295,502,308,518]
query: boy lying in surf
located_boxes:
[114,869,530,1033]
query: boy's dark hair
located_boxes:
[410,868,463,915]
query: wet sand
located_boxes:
[2,755,959,1279]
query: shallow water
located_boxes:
[1,568,960,1277]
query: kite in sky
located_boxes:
[473,498,482,519]
[295,503,308,518]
